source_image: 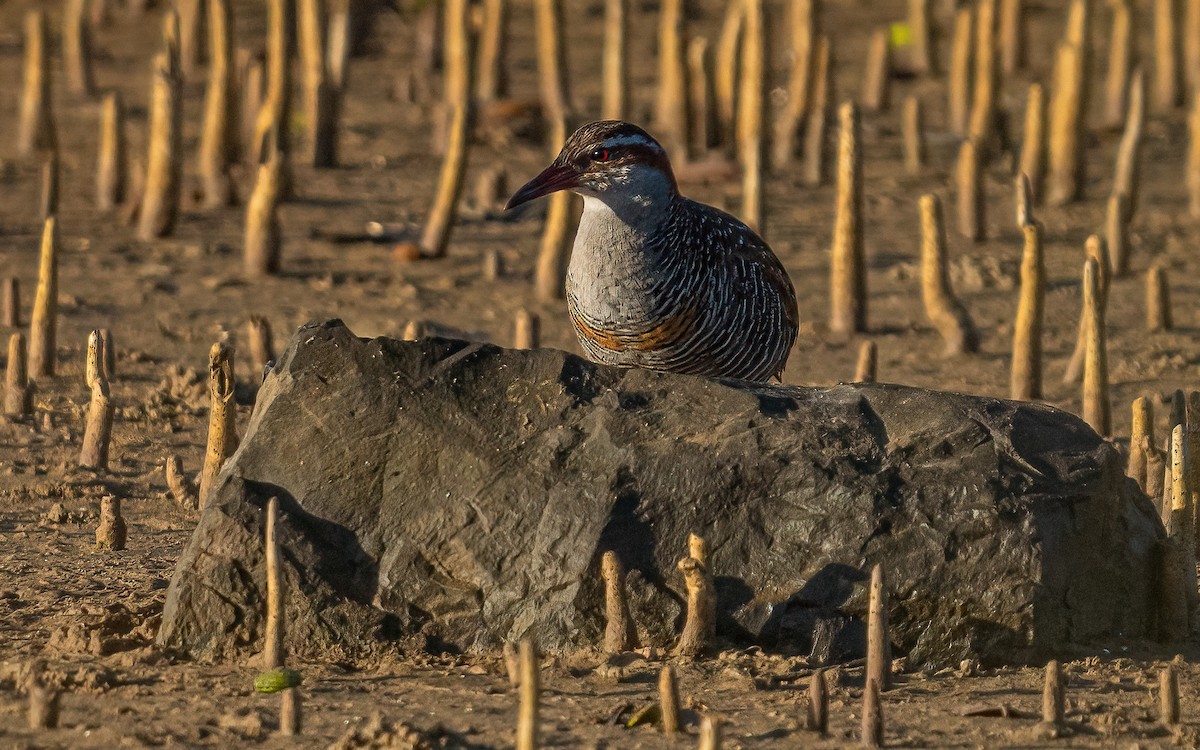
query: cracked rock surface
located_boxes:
[159,320,1161,667]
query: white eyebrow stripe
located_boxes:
[602,134,663,152]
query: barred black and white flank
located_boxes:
[507,121,799,382]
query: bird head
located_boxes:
[505,120,678,210]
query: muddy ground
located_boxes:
[2,0,1200,746]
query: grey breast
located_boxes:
[567,196,796,382]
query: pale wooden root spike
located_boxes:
[4,333,34,418]
[1103,0,1133,130]
[800,36,832,188]
[246,316,276,378]
[855,340,878,383]
[1041,659,1064,726]
[713,0,745,154]
[1045,41,1085,206]
[197,0,238,208]
[1188,92,1200,218]
[1018,83,1046,202]
[95,496,126,549]
[675,555,716,657]
[659,665,681,733]
[79,331,115,471]
[1081,257,1111,436]
[919,194,979,355]
[1160,665,1180,725]
[1105,193,1130,277]
[420,103,472,259]
[516,638,539,750]
[244,143,284,277]
[534,0,570,124]
[998,0,1025,75]
[829,101,866,335]
[736,0,765,233]
[1010,222,1044,400]
[166,454,199,510]
[1159,426,1194,640]
[39,152,59,221]
[63,0,95,96]
[687,532,708,568]
[475,0,509,103]
[967,0,997,152]
[860,27,891,112]
[687,37,713,155]
[1014,172,1033,228]
[97,93,128,211]
[298,0,334,167]
[138,51,183,240]
[1146,265,1172,332]
[199,342,237,506]
[1127,397,1153,490]
[1063,236,1111,384]
[26,673,60,730]
[1168,424,1197,617]
[503,641,520,686]
[955,138,985,241]
[1152,0,1182,111]
[254,0,290,162]
[601,0,628,121]
[2,277,19,328]
[263,496,285,669]
[653,0,690,159]
[806,669,828,733]
[600,551,637,653]
[1114,69,1146,217]
[865,563,891,692]
[909,0,935,75]
[902,96,924,175]
[18,11,56,158]
[28,217,59,379]
[947,7,973,137]
[771,0,815,169]
[861,676,883,747]
[699,715,722,750]
[279,687,302,735]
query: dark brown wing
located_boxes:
[672,198,800,380]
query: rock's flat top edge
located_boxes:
[288,318,1092,428]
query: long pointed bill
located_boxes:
[505,164,578,210]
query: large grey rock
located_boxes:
[159,320,1162,667]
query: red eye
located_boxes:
[590,148,611,162]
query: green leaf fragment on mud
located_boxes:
[254,668,302,693]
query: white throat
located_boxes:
[575,164,675,235]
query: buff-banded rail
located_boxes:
[507,120,799,382]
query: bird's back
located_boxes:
[567,195,798,382]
